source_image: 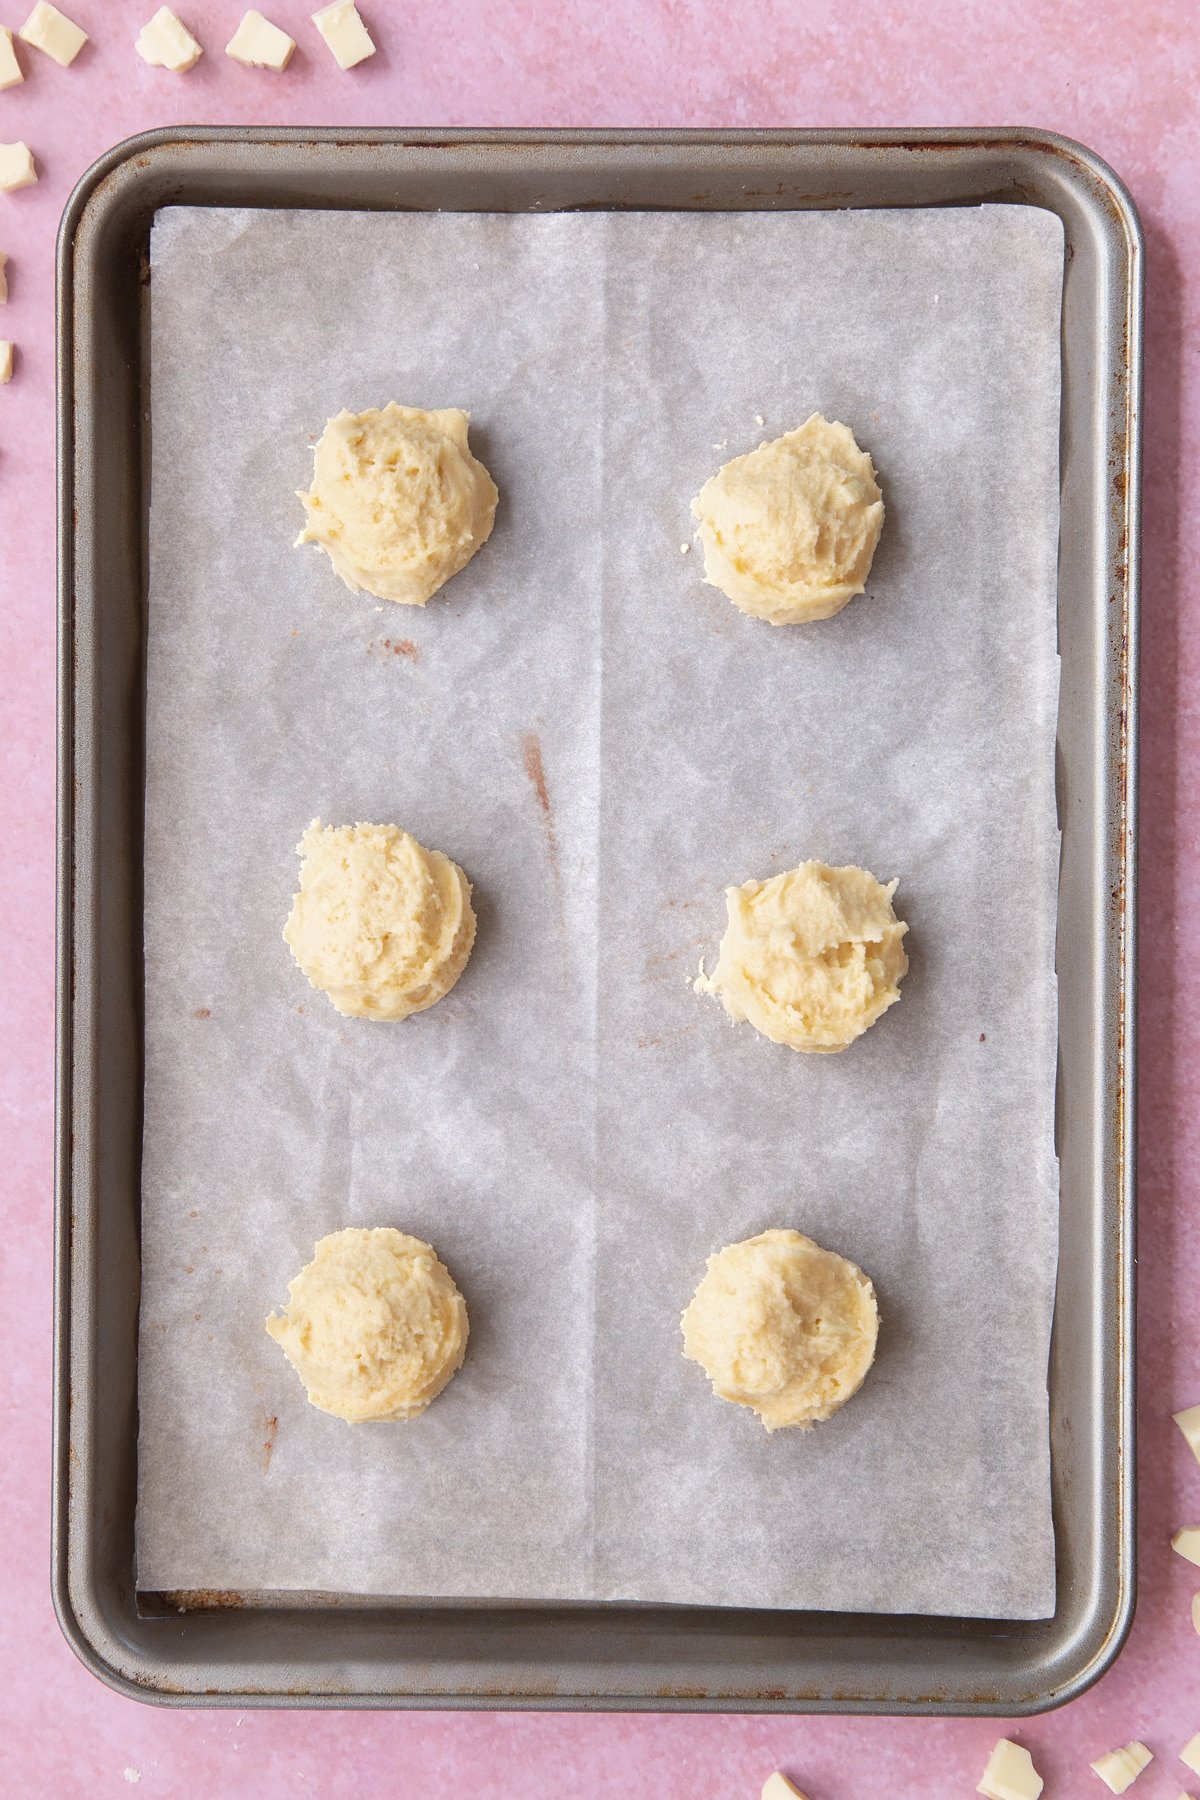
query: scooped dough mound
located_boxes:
[682,1229,878,1431]
[295,403,498,605]
[690,414,884,624]
[283,819,476,1020]
[696,861,908,1053]
[266,1227,469,1423]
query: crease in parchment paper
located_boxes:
[136,204,1062,1618]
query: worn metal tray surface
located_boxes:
[55,128,1140,1713]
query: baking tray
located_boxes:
[54,127,1140,1714]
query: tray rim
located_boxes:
[54,124,1141,1715]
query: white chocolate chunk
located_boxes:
[0,26,24,88]
[1175,1404,1200,1466]
[18,2,86,65]
[1193,1591,1200,1636]
[0,253,8,303]
[1173,1527,1200,1567]
[0,142,37,192]
[1091,1743,1153,1792]
[226,9,295,69]
[312,0,375,69]
[136,8,203,71]
[0,340,12,382]
[1184,1737,1200,1777]
[977,1738,1044,1800]
[762,1777,810,1800]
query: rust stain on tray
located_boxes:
[261,1412,279,1474]
[161,1589,247,1612]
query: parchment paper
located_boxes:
[137,204,1063,1617]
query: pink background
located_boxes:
[1,1,1196,1793]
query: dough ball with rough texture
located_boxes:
[691,414,884,624]
[696,861,908,1053]
[284,819,475,1020]
[682,1229,878,1431]
[295,403,498,605]
[266,1227,468,1423]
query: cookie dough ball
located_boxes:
[682,1229,878,1431]
[691,414,884,624]
[696,861,908,1053]
[295,403,498,605]
[266,1228,469,1423]
[284,819,476,1020]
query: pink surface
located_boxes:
[0,1,1196,1794]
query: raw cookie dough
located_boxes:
[266,1227,468,1422]
[295,403,498,605]
[696,861,908,1053]
[682,1229,878,1431]
[691,414,884,624]
[283,819,476,1020]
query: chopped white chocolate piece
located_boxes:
[1175,1404,1200,1466]
[1173,1527,1200,1567]
[0,142,37,192]
[1091,1743,1153,1793]
[762,1777,809,1800]
[136,8,203,72]
[0,253,8,303]
[1193,1591,1200,1635]
[977,1738,1044,1800]
[312,0,375,69]
[1184,1737,1200,1777]
[0,26,24,88]
[0,340,12,382]
[226,9,295,69]
[18,1,86,65]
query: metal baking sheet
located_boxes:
[54,128,1140,1713]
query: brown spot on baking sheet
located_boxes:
[520,730,563,913]
[192,1006,211,1019]
[636,1023,701,1051]
[644,937,707,979]
[980,1032,987,1042]
[368,637,421,663]
[262,1413,279,1475]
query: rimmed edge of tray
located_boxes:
[54,126,1140,1714]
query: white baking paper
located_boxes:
[136,204,1063,1617]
